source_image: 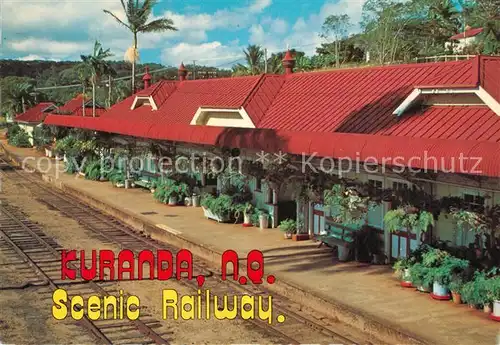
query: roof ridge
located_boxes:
[241,74,267,108]
[288,59,474,77]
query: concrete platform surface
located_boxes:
[1,141,499,345]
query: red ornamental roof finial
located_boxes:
[282,50,294,62]
[282,49,295,74]
[178,62,188,81]
[142,66,152,81]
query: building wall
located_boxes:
[310,169,499,260]
[445,36,478,53]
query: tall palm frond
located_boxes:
[80,41,116,117]
[243,45,264,75]
[3,82,35,116]
[103,0,177,91]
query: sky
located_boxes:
[0,0,368,68]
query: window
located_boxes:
[368,179,383,191]
[255,178,262,191]
[463,193,485,212]
[392,182,408,191]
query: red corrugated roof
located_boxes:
[103,75,266,125]
[57,94,87,113]
[55,94,105,116]
[44,56,500,177]
[15,103,56,123]
[259,59,480,133]
[450,27,483,40]
[71,107,107,117]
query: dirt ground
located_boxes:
[0,171,284,344]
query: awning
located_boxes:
[44,114,500,178]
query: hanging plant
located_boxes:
[384,205,434,233]
[449,209,488,233]
[323,184,372,225]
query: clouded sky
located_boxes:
[1,0,366,67]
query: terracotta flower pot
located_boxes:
[451,291,461,304]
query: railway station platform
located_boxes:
[1,139,499,345]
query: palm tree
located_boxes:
[80,41,116,117]
[73,63,91,117]
[243,45,264,75]
[266,54,284,74]
[2,82,35,118]
[103,0,177,92]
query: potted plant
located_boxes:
[461,271,489,309]
[258,209,269,230]
[487,277,500,319]
[243,203,254,226]
[200,194,233,223]
[233,203,253,227]
[409,263,432,292]
[449,278,464,304]
[192,193,201,207]
[167,187,179,206]
[429,256,469,300]
[279,219,296,239]
[393,257,415,287]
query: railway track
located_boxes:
[0,156,368,344]
[0,202,170,345]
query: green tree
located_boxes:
[266,53,284,74]
[243,45,264,75]
[469,0,500,54]
[361,0,414,64]
[103,0,177,92]
[0,77,36,118]
[320,14,352,68]
[80,41,116,117]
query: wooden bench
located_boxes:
[316,221,355,248]
[134,170,161,190]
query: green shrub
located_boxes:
[33,125,52,147]
[84,160,103,181]
[393,256,417,278]
[428,256,469,287]
[422,248,449,267]
[279,219,296,233]
[486,277,500,303]
[6,123,21,139]
[153,179,189,203]
[109,169,125,185]
[201,193,234,216]
[449,278,465,294]
[409,263,433,288]
[461,271,489,306]
[8,127,32,148]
